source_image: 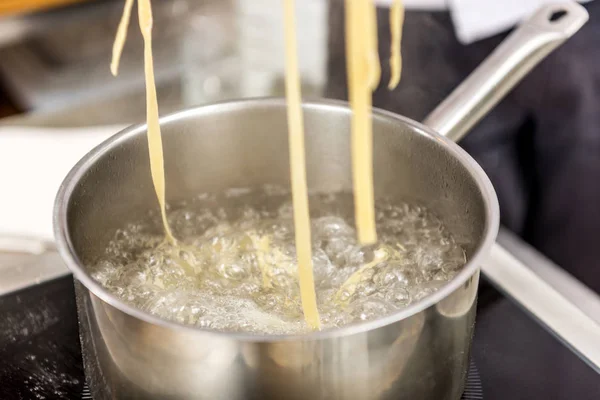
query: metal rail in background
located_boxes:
[484,234,600,373]
[498,228,600,326]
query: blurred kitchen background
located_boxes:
[1,2,600,400]
[0,0,327,124]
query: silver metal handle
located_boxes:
[483,243,600,373]
[423,2,589,141]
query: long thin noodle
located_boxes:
[137,0,176,243]
[366,0,381,90]
[388,0,404,89]
[111,0,134,76]
[283,0,321,330]
[347,0,377,245]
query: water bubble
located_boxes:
[313,216,354,239]
[197,318,214,329]
[90,189,466,334]
[238,281,260,295]
[356,282,376,296]
[217,259,249,281]
[373,269,391,286]
[346,246,370,266]
[272,274,296,295]
[433,271,450,281]
[351,299,392,321]
[338,289,353,303]
[312,248,336,286]
[385,287,411,306]
[277,202,294,219]
[324,237,355,267]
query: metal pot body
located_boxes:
[57,99,497,399]
[55,4,590,398]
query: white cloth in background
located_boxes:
[373,0,446,9]
[0,126,124,240]
[373,0,593,44]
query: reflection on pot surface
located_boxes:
[61,99,496,399]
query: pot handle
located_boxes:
[423,2,589,142]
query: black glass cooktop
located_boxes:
[1,277,599,400]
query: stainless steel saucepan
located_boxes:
[53,4,589,399]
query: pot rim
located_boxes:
[53,97,499,342]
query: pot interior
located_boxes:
[59,99,496,301]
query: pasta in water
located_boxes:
[108,0,407,330]
[282,0,320,329]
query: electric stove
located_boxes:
[1,272,598,400]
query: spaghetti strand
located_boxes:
[347,0,378,245]
[137,0,176,243]
[111,0,134,76]
[388,0,405,89]
[283,0,321,330]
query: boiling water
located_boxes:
[91,188,466,334]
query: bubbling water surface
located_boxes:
[91,188,466,334]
